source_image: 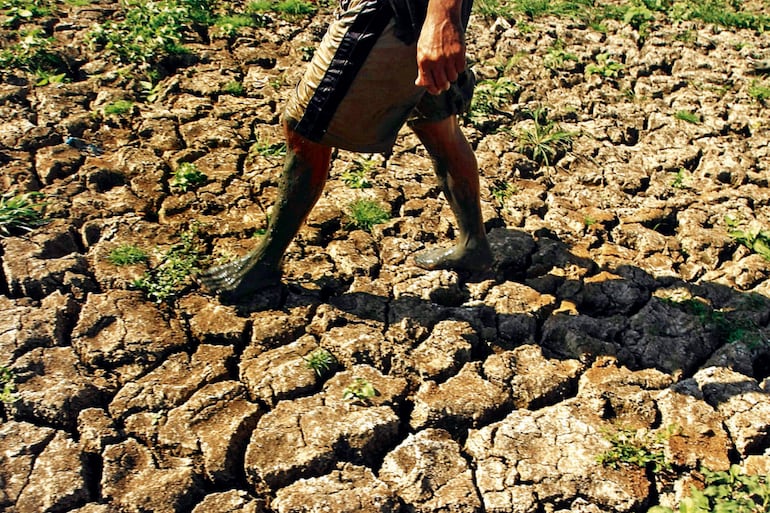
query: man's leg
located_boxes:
[411,114,493,271]
[197,122,332,299]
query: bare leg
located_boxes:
[411,115,492,271]
[197,122,332,299]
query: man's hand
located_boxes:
[415,0,465,95]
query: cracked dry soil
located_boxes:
[2,1,770,512]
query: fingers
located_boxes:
[415,56,465,95]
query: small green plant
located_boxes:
[0,191,48,237]
[132,225,205,303]
[103,99,134,116]
[108,244,148,266]
[543,39,579,71]
[34,69,67,86]
[341,158,377,189]
[0,28,65,73]
[598,425,675,474]
[170,162,207,192]
[673,0,770,31]
[247,0,316,17]
[346,199,390,232]
[726,216,770,262]
[469,76,519,118]
[0,366,15,404]
[299,45,315,61]
[516,106,576,167]
[648,465,770,513]
[342,378,377,401]
[304,348,336,377]
[748,80,770,105]
[1,0,52,25]
[585,53,625,78]
[675,110,701,124]
[87,0,205,65]
[213,14,258,36]
[252,139,287,158]
[222,80,244,95]
[490,179,517,206]
[473,0,516,19]
[670,168,690,189]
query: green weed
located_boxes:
[490,179,518,206]
[170,162,207,192]
[517,106,576,167]
[726,216,770,262]
[108,244,148,266]
[341,158,377,189]
[252,139,287,159]
[1,0,52,25]
[342,378,377,401]
[748,80,770,105]
[304,348,336,377]
[470,76,519,118]
[34,69,67,86]
[0,191,48,237]
[670,168,690,189]
[675,110,701,123]
[103,99,134,116]
[132,225,205,303]
[672,0,770,31]
[87,0,202,65]
[222,80,245,95]
[473,0,516,19]
[585,53,625,78]
[598,425,676,474]
[0,28,65,73]
[247,0,316,17]
[543,40,579,71]
[346,199,390,232]
[648,465,770,513]
[213,14,261,37]
[0,366,15,404]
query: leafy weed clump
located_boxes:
[598,425,676,474]
[726,216,770,262]
[304,348,336,377]
[341,157,378,189]
[342,378,377,402]
[1,0,53,26]
[87,0,208,66]
[0,191,48,237]
[102,99,134,116]
[0,366,15,404]
[132,226,205,303]
[517,106,576,167]
[170,162,207,192]
[675,110,701,124]
[251,138,287,159]
[346,199,390,232]
[649,465,770,513]
[0,28,67,75]
[247,0,316,17]
[108,244,148,266]
[469,76,519,119]
[748,80,770,105]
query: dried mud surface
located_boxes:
[2,2,770,513]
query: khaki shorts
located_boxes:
[283,0,475,154]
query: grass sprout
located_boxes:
[0,191,48,237]
[346,199,390,232]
